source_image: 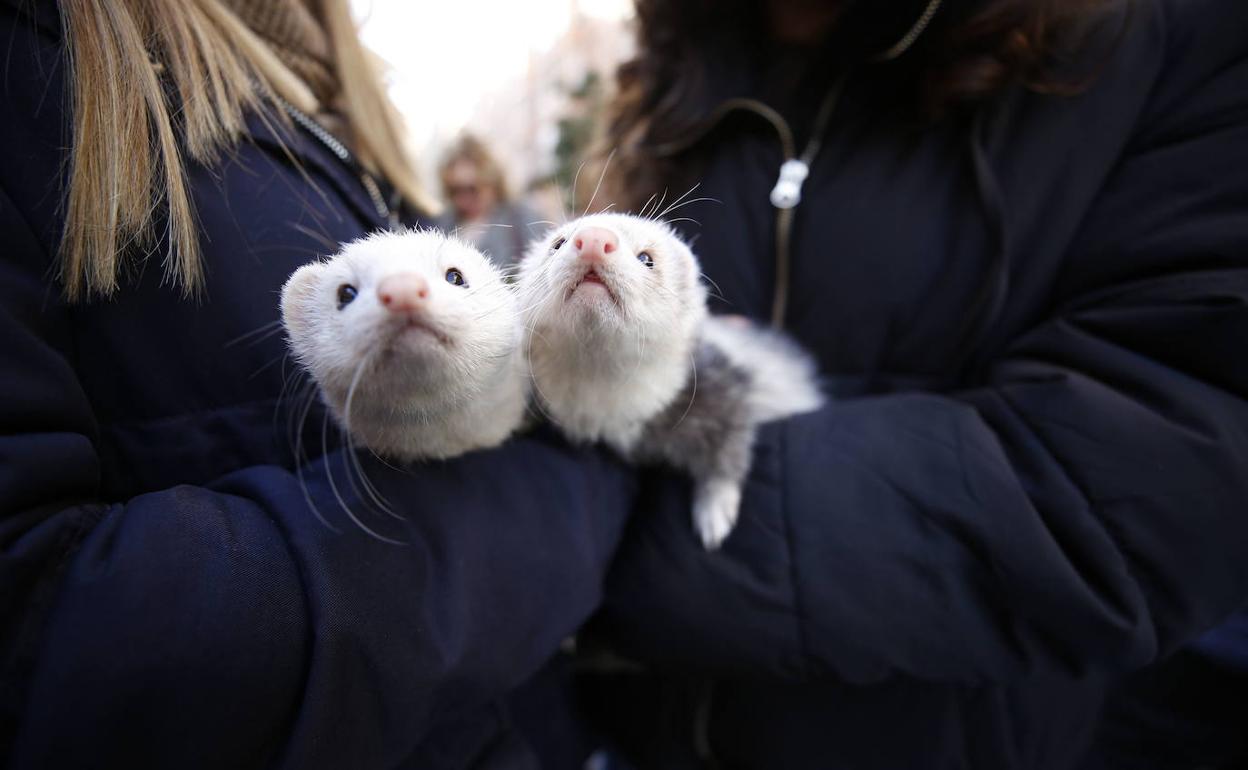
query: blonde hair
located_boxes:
[438,133,511,203]
[59,0,435,301]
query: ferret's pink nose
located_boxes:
[377,273,429,314]
[572,227,618,264]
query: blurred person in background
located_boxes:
[571,0,1248,768]
[0,0,633,766]
[437,133,544,267]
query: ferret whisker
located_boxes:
[284,378,315,450]
[522,323,551,345]
[287,381,314,459]
[650,189,669,223]
[342,355,402,521]
[513,297,557,317]
[365,446,405,473]
[273,358,300,434]
[670,349,698,430]
[523,324,560,425]
[646,283,685,304]
[479,351,517,361]
[294,386,342,536]
[290,382,318,462]
[346,429,400,520]
[638,192,660,220]
[525,384,558,425]
[225,320,285,349]
[672,194,721,211]
[524,381,558,425]
[247,352,288,381]
[569,158,589,220]
[582,148,617,218]
[654,183,701,220]
[322,405,405,545]
[550,171,569,224]
[629,322,645,382]
[287,220,341,251]
[656,193,719,222]
[700,272,727,300]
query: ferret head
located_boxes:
[517,213,708,349]
[515,213,709,445]
[281,229,518,418]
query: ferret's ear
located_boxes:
[280,261,326,334]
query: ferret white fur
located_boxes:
[517,213,823,547]
[281,229,528,461]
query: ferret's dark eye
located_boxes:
[550,237,566,252]
[336,284,358,308]
[445,268,467,287]
[637,251,654,268]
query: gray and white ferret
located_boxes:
[280,229,529,461]
[517,213,824,548]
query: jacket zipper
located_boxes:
[655,89,846,329]
[272,95,400,229]
[650,0,942,330]
[765,76,847,327]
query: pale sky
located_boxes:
[352,0,634,152]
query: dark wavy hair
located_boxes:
[598,0,1124,209]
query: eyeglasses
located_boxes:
[448,184,482,197]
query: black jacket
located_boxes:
[0,2,634,767]
[584,0,1248,767]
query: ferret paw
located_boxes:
[693,481,742,550]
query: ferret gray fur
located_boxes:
[517,213,823,547]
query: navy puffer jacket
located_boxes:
[581,0,1248,767]
[0,2,634,767]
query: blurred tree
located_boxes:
[545,71,606,212]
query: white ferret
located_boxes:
[280,229,528,461]
[517,213,824,548]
